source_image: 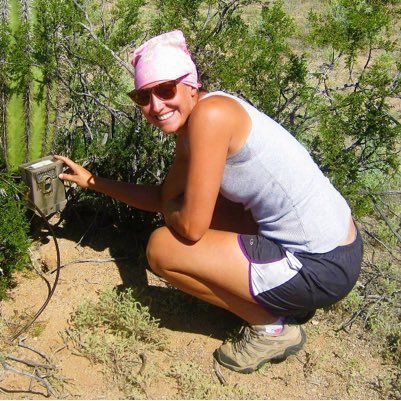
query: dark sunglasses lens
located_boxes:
[132,90,150,106]
[154,82,177,100]
[128,81,177,106]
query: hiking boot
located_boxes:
[213,324,306,373]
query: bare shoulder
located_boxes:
[188,93,251,154]
[190,93,249,126]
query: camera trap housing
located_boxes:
[19,156,67,217]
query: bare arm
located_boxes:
[161,135,188,203]
[54,155,163,213]
[162,96,251,241]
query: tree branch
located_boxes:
[373,200,401,243]
[71,0,134,76]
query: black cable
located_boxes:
[10,199,62,341]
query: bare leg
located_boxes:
[149,196,305,373]
[155,264,274,324]
[146,226,276,324]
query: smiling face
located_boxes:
[140,80,199,135]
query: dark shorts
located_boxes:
[238,230,363,324]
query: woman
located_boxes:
[56,30,363,374]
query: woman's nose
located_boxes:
[149,93,165,112]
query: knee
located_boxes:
[146,226,171,275]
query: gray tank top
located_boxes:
[203,91,351,253]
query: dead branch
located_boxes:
[376,190,401,196]
[18,337,53,364]
[0,359,57,397]
[49,256,134,274]
[335,308,364,333]
[213,359,227,386]
[0,339,70,397]
[0,386,46,397]
[5,355,55,370]
[362,229,401,262]
[74,211,99,248]
[138,352,147,376]
[373,201,401,243]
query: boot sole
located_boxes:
[214,327,307,374]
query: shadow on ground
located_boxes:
[31,205,240,341]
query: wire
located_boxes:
[10,199,62,341]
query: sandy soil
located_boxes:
[0,214,393,399]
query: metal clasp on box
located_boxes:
[36,168,57,195]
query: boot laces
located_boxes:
[232,326,258,353]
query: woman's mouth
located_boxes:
[156,111,174,121]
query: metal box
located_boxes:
[19,156,67,217]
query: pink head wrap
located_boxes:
[131,30,201,90]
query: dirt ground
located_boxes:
[0,213,395,399]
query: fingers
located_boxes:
[53,155,74,180]
[54,154,76,170]
[58,170,77,182]
[53,154,86,186]
[58,172,71,182]
[53,155,95,189]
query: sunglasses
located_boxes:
[127,80,178,106]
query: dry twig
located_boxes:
[50,256,134,274]
[213,359,227,386]
[138,352,147,376]
[0,338,60,397]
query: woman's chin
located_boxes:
[155,119,181,134]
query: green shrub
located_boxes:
[67,287,167,398]
[70,287,164,345]
[0,174,31,299]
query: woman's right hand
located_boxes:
[54,155,95,189]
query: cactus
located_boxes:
[0,0,56,172]
[0,0,10,167]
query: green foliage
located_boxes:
[86,121,175,225]
[303,0,401,215]
[363,260,401,365]
[308,0,398,68]
[1,0,399,393]
[2,0,399,217]
[108,0,145,48]
[239,2,310,125]
[307,86,401,215]
[0,11,10,166]
[0,174,31,299]
[339,287,364,311]
[71,287,163,344]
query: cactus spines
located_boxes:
[1,0,54,171]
